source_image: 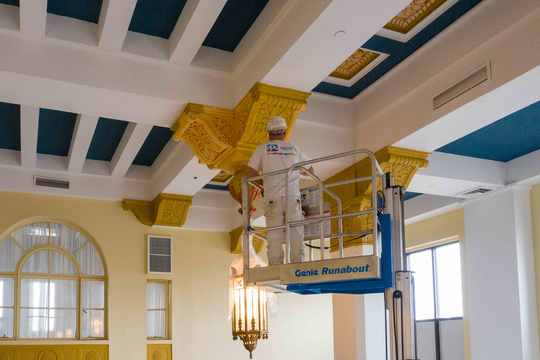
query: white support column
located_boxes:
[464,186,540,360]
[67,114,99,173]
[110,123,152,178]
[20,0,47,37]
[20,106,40,168]
[97,0,140,52]
[332,245,387,360]
[168,0,227,65]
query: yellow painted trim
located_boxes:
[147,344,172,360]
[384,0,448,34]
[0,344,109,359]
[123,193,194,227]
[329,50,380,80]
[9,234,25,252]
[324,146,431,252]
[229,226,265,254]
[170,82,311,175]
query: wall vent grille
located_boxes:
[433,63,491,110]
[456,185,499,198]
[34,176,70,189]
[148,236,172,274]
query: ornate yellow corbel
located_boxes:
[122,193,193,227]
[170,82,311,175]
[324,146,430,251]
[230,225,265,254]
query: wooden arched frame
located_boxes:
[0,219,108,341]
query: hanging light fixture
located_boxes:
[232,281,269,358]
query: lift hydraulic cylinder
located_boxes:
[383,173,418,360]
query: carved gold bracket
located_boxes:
[230,225,265,254]
[324,146,430,252]
[122,193,193,227]
[171,82,311,175]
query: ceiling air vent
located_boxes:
[433,62,491,110]
[148,235,172,274]
[456,185,499,198]
[34,176,70,189]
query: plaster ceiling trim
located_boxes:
[376,0,459,43]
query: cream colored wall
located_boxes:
[405,209,471,360]
[0,190,333,360]
[530,184,540,344]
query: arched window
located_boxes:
[0,221,107,339]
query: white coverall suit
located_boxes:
[247,140,309,265]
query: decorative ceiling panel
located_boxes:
[86,118,129,162]
[47,0,104,24]
[0,0,19,6]
[313,0,482,99]
[37,109,77,157]
[129,0,188,39]
[384,0,447,34]
[211,171,233,183]
[202,0,269,52]
[0,101,21,151]
[329,49,380,80]
[132,126,173,167]
[436,100,540,162]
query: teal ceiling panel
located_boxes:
[0,102,21,151]
[129,0,188,39]
[86,118,129,162]
[132,126,173,166]
[436,100,540,162]
[313,0,483,99]
[203,0,269,52]
[47,0,103,24]
[404,192,422,201]
[0,0,19,6]
[37,109,77,157]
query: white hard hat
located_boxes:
[266,116,288,132]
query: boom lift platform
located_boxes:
[241,149,419,360]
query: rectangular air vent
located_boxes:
[456,185,499,198]
[148,235,172,274]
[34,176,70,189]
[433,63,491,110]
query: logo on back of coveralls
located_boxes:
[267,144,278,152]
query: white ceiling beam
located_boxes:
[97,0,138,52]
[408,152,507,198]
[20,106,39,168]
[151,139,219,198]
[0,161,152,201]
[0,30,234,126]
[404,194,462,225]
[110,123,152,178]
[355,0,540,155]
[168,0,227,65]
[19,0,47,37]
[233,0,411,100]
[67,114,99,173]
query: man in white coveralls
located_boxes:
[248,116,314,265]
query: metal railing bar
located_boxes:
[247,149,383,182]
[303,229,372,241]
[247,180,264,193]
[288,209,373,226]
[252,233,268,242]
[300,175,377,193]
[248,225,286,234]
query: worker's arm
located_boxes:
[248,167,263,186]
[300,165,315,177]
